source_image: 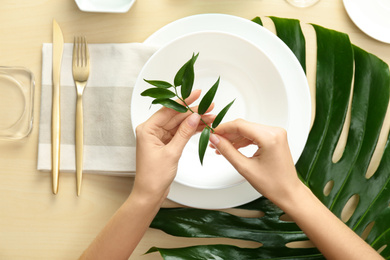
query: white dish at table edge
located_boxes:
[132,14,311,209]
[74,0,135,13]
[343,0,390,44]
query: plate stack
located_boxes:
[131,14,312,209]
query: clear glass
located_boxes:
[286,0,320,7]
[0,67,34,140]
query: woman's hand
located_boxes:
[209,119,301,206]
[209,119,383,260]
[133,90,214,204]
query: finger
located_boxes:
[198,114,216,129]
[163,110,194,131]
[168,113,216,136]
[148,90,202,127]
[167,113,201,153]
[214,119,254,136]
[209,143,222,155]
[230,137,254,150]
[214,119,272,146]
[191,102,215,115]
[177,89,202,106]
[163,103,215,131]
[208,135,251,153]
[209,133,248,172]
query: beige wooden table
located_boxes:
[1,0,389,259]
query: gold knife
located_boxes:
[52,19,64,194]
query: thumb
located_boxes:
[209,134,248,173]
[169,113,201,152]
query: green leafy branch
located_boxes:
[141,53,235,164]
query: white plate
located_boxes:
[75,0,135,13]
[132,31,288,190]
[344,0,390,44]
[133,14,311,209]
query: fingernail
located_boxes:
[209,134,220,145]
[188,113,201,127]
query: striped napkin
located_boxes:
[37,43,157,176]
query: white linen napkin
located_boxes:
[37,43,158,176]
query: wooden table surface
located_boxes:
[1,0,389,259]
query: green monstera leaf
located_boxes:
[148,17,390,259]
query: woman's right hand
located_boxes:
[209,119,303,207]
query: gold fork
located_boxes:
[72,36,90,196]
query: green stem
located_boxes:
[175,91,215,133]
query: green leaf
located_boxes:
[152,99,188,113]
[143,79,173,88]
[251,16,263,26]
[174,60,189,87]
[148,17,390,259]
[198,77,220,115]
[295,26,390,256]
[296,24,354,185]
[174,53,199,88]
[181,53,199,99]
[212,99,235,128]
[147,243,324,260]
[199,128,210,165]
[269,17,306,73]
[141,88,176,99]
[150,198,321,259]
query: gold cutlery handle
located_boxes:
[76,85,85,196]
[72,35,89,196]
[51,84,61,194]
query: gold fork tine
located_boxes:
[84,37,89,67]
[72,36,90,196]
[73,37,78,66]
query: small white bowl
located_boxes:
[75,0,136,13]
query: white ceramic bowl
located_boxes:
[75,0,135,13]
[132,31,289,190]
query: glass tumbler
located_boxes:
[0,67,34,140]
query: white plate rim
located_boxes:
[132,30,289,190]
[134,13,311,209]
[343,0,390,44]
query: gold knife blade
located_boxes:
[52,19,64,194]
